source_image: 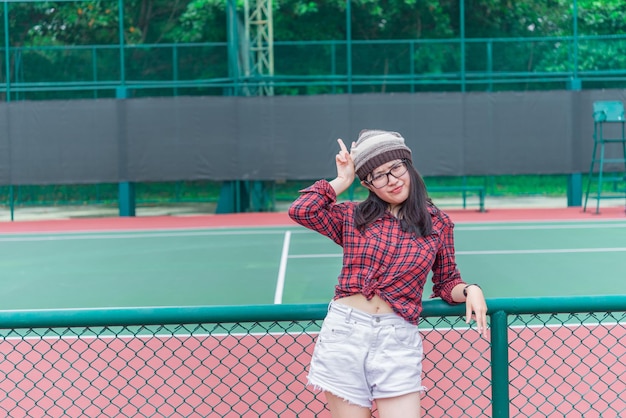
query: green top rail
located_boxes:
[1,295,623,329]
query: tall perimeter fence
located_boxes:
[1,0,626,215]
[1,0,626,97]
[1,296,624,417]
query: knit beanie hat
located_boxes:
[351,129,412,180]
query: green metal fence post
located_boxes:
[114,0,135,217]
[216,0,244,213]
[118,0,125,86]
[91,46,99,99]
[4,1,11,101]
[567,172,582,206]
[9,184,14,221]
[571,0,580,89]
[410,41,415,93]
[460,0,466,92]
[491,309,510,418]
[118,181,135,217]
[487,40,493,92]
[116,86,135,217]
[216,180,249,213]
[226,0,239,96]
[346,0,352,93]
[172,45,179,96]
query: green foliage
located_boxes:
[11,0,625,46]
[20,1,136,45]
[167,0,228,42]
[579,0,626,35]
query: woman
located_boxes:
[288,129,488,418]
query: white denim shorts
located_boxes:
[307,300,426,408]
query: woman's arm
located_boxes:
[288,139,357,245]
[431,214,488,337]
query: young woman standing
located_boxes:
[289,129,488,418]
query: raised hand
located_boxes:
[330,138,356,195]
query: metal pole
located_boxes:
[4,1,10,101]
[4,3,13,221]
[346,0,352,93]
[92,46,98,98]
[460,0,466,92]
[491,310,510,418]
[573,0,578,80]
[487,40,493,92]
[172,45,178,96]
[118,0,125,86]
[569,0,581,90]
[9,185,14,221]
[226,0,239,95]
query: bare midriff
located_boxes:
[335,293,395,314]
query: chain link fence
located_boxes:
[508,312,625,417]
[0,299,624,417]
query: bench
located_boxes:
[427,186,486,212]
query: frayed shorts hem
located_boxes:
[307,378,428,409]
[307,378,372,408]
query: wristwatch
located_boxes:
[463,283,481,297]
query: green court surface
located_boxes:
[1,219,625,310]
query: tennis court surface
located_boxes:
[0,204,624,417]
[1,205,624,310]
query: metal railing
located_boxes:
[2,34,626,100]
[0,296,624,417]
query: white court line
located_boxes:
[456,223,626,231]
[0,229,291,242]
[289,247,626,258]
[274,231,292,304]
[458,247,626,255]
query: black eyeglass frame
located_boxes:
[364,159,410,189]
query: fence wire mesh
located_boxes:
[508,312,626,418]
[0,307,624,417]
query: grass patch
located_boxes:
[1,173,624,208]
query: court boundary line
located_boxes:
[0,229,292,242]
[274,231,291,304]
[2,204,625,234]
[456,222,626,231]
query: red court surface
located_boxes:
[1,206,625,234]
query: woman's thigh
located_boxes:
[324,391,372,418]
[376,392,421,418]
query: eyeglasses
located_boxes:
[366,159,409,189]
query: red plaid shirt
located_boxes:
[288,180,464,325]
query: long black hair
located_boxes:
[354,160,434,237]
